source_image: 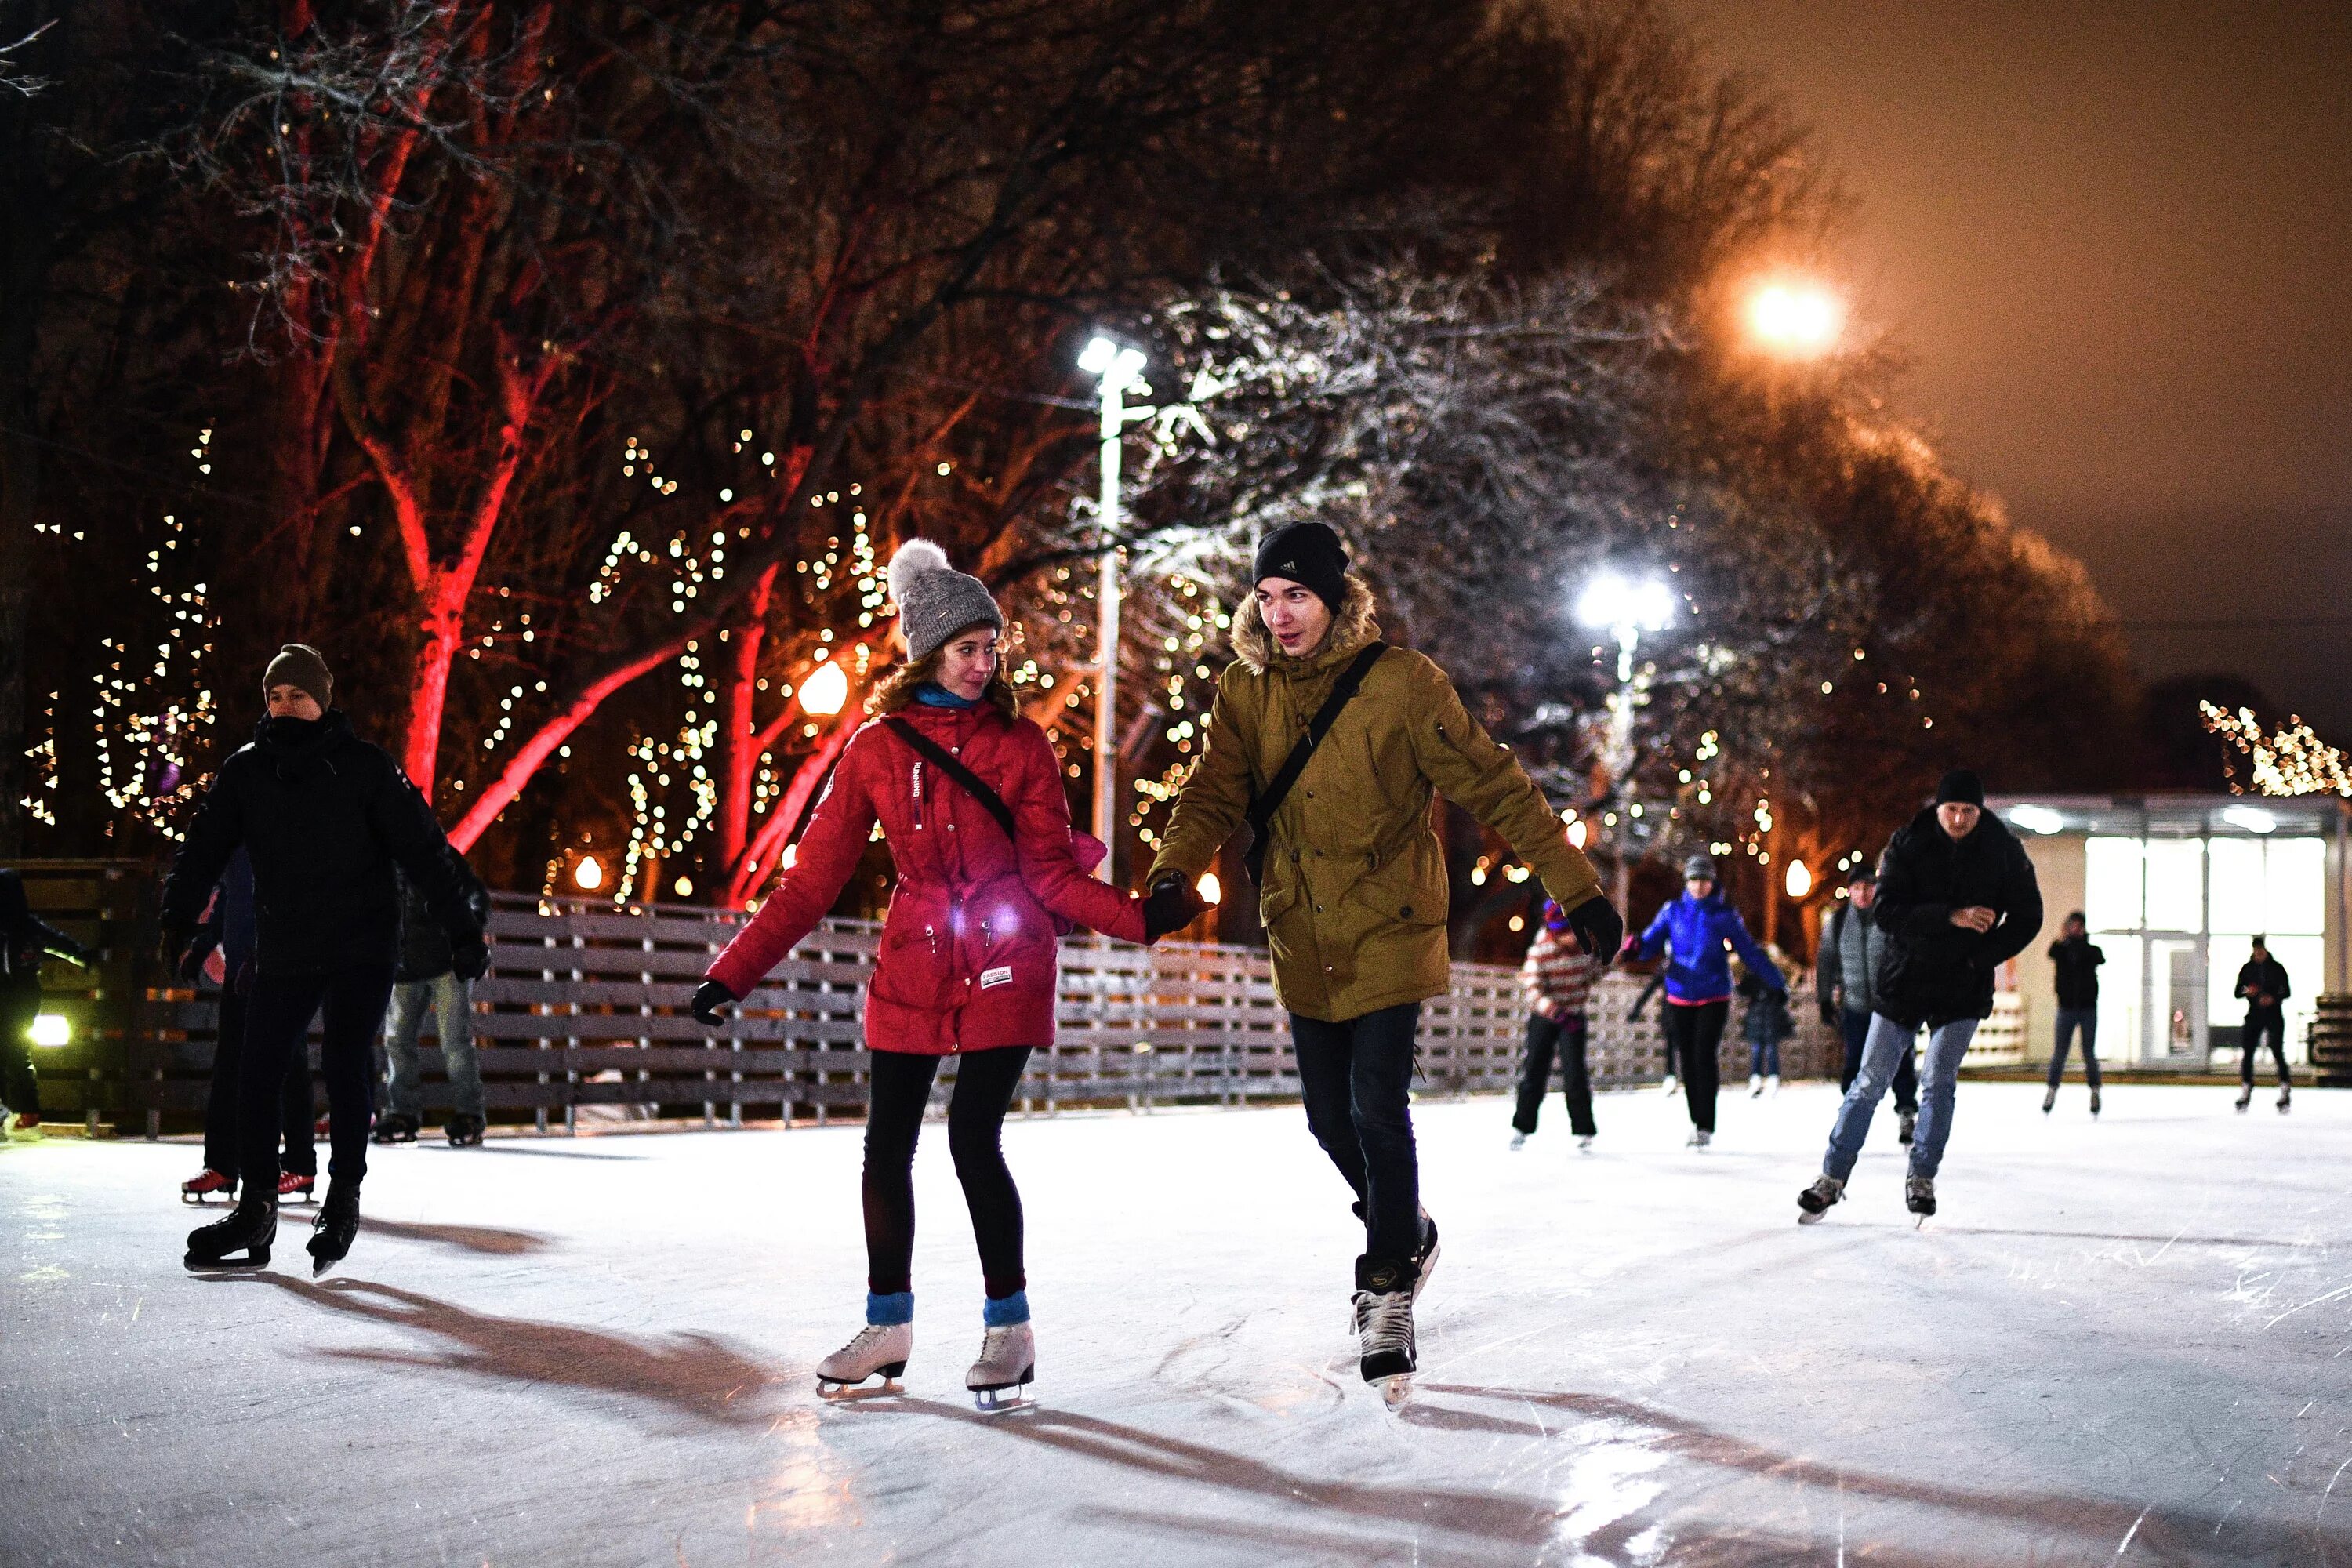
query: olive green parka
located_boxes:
[1149,580,1602,1022]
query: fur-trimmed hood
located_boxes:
[1228,575,1381,675]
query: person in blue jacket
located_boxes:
[1624,854,1784,1146]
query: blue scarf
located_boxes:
[913,683,978,710]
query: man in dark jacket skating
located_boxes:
[1798,770,2042,1223]
[161,644,488,1274]
[2234,937,2293,1112]
[0,867,92,1138]
[374,865,492,1146]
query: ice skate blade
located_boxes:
[1377,1374,1412,1410]
[816,1375,905,1403]
[1796,1209,1829,1225]
[183,1248,270,1272]
[971,1374,1036,1415]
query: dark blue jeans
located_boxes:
[1292,1002,1422,1268]
[2048,1007,2101,1090]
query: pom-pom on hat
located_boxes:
[887,539,1004,663]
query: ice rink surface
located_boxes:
[5,1080,2350,1566]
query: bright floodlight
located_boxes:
[1784,859,1813,899]
[29,1014,69,1049]
[1080,334,1145,390]
[573,855,604,891]
[800,659,850,717]
[2008,804,2066,836]
[2222,803,2278,835]
[1747,280,1843,358]
[1575,572,1673,633]
[1196,872,1221,907]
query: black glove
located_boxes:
[451,938,491,983]
[176,928,219,984]
[1562,892,1624,963]
[1142,878,1204,942]
[691,978,735,1026]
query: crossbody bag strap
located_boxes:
[883,717,1018,846]
[1243,641,1388,884]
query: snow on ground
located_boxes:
[5,1079,2350,1566]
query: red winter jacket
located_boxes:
[706,702,1148,1055]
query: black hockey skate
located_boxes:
[2234,1083,2253,1112]
[1796,1174,1844,1224]
[307,1185,360,1277]
[1896,1111,1917,1146]
[1352,1254,1420,1405]
[371,1113,419,1145]
[186,1196,277,1270]
[1906,1175,1936,1223]
[445,1112,486,1147]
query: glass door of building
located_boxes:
[2143,935,2207,1065]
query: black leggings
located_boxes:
[862,1045,1032,1300]
[1513,1014,1595,1137]
[1661,1000,1728,1133]
[202,985,316,1181]
[1,980,37,1117]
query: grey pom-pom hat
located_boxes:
[887,538,1004,662]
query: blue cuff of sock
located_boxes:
[982,1290,1030,1327]
[866,1290,913,1326]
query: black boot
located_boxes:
[445,1112,486,1147]
[1352,1254,1418,1385]
[371,1113,418,1145]
[186,1196,278,1270]
[308,1184,360,1277]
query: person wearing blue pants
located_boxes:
[2043,913,2103,1116]
[1798,771,2041,1222]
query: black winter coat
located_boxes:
[395,862,489,982]
[2236,956,2291,1016]
[1871,807,2044,1029]
[160,711,484,975]
[1,869,87,991]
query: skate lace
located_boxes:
[1357,1291,1414,1358]
[975,1325,1022,1367]
[840,1324,896,1357]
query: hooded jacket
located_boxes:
[160,710,484,975]
[1632,888,1781,1005]
[1147,581,1602,1023]
[2236,955,2291,1017]
[1871,806,2044,1029]
[706,701,1146,1055]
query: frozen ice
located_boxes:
[5,1080,2352,1565]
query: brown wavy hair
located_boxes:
[866,625,1019,720]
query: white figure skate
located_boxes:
[815,1322,911,1400]
[967,1323,1036,1414]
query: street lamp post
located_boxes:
[1576,571,1675,910]
[1079,335,1149,882]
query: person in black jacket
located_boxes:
[160,645,488,1274]
[1,867,92,1138]
[176,847,318,1202]
[375,864,491,1145]
[2043,913,2103,1116]
[1798,770,2042,1224]
[2234,936,2293,1113]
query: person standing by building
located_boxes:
[2044,912,2103,1117]
[1145,521,1620,1396]
[161,645,488,1275]
[1798,769,2042,1224]
[2235,936,2293,1113]
[1511,899,1599,1151]
[1624,855,1782,1149]
[1815,868,1920,1145]
[692,541,1187,1410]
[374,864,492,1146]
[177,848,318,1202]
[0,866,92,1138]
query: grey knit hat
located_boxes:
[887,539,1004,662]
[263,644,333,708]
[1682,853,1719,882]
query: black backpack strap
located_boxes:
[884,717,1018,845]
[1243,642,1388,885]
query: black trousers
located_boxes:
[1661,1000,1727,1133]
[1,980,38,1117]
[201,985,316,1181]
[862,1045,1032,1301]
[1512,1013,1595,1137]
[2242,1010,2291,1086]
[1292,1001,1422,1267]
[240,964,394,1197]
[1842,1007,1918,1114]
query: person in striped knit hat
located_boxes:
[1511,899,1601,1151]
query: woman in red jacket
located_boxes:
[691,540,1198,1408]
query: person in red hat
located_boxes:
[1512,898,1600,1152]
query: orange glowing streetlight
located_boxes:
[1744,279,1844,358]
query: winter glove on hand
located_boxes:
[691,978,735,1026]
[1562,893,1624,963]
[1142,880,1204,942]
[451,939,491,983]
[176,929,219,985]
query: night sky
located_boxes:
[1672,0,2352,738]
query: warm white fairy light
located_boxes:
[2201,702,2352,797]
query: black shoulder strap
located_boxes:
[1243,643,1388,878]
[884,717,1018,845]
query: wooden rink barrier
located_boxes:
[5,864,1835,1135]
